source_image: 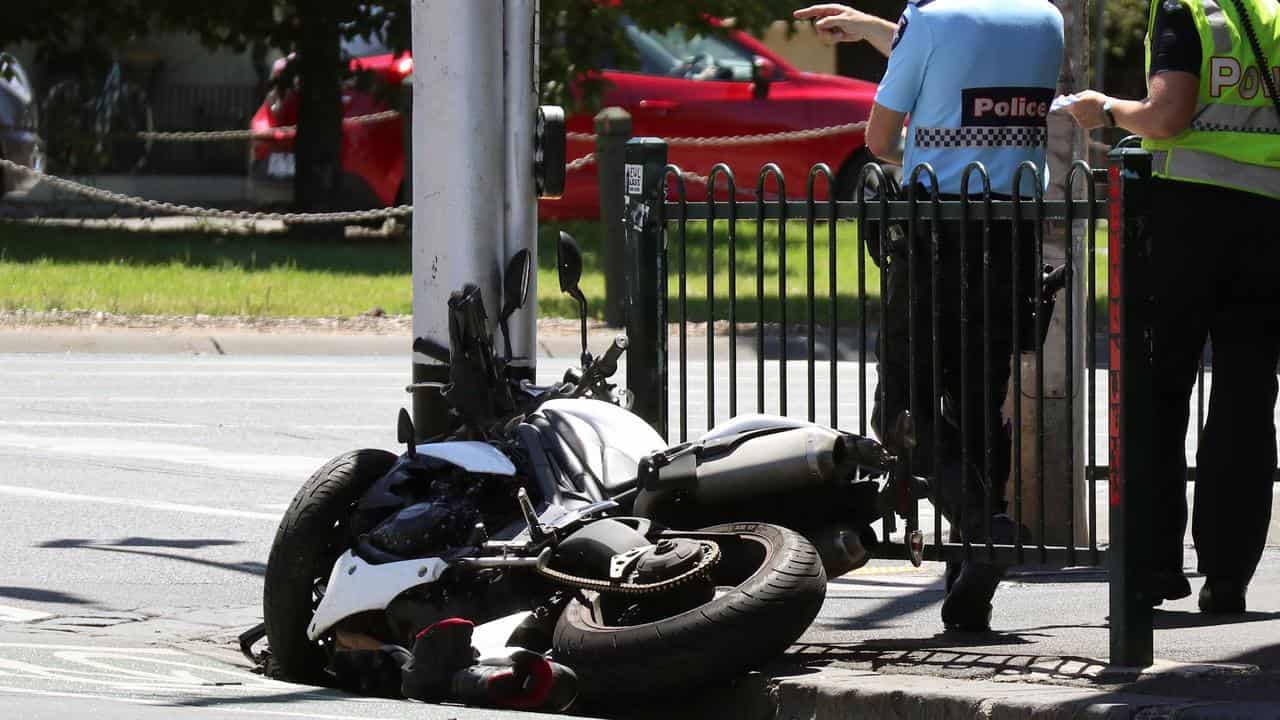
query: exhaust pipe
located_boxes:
[690,427,851,504]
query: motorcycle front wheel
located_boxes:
[262,448,397,684]
[551,522,826,703]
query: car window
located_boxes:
[615,20,755,82]
[343,32,391,58]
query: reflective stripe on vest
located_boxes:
[1153,148,1280,198]
[1189,103,1280,134]
[1203,0,1233,54]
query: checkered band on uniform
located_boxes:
[914,126,1048,148]
[1190,121,1280,135]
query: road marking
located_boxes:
[0,485,278,521]
[0,397,396,404]
[0,643,186,653]
[0,431,325,477]
[0,685,407,719]
[0,421,383,431]
[0,421,205,429]
[0,370,406,378]
[0,605,52,623]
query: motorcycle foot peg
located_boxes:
[908,530,924,568]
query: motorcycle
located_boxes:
[251,232,923,708]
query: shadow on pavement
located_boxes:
[37,538,265,576]
[1153,609,1280,630]
[40,537,241,550]
[0,586,92,605]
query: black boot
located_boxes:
[1198,577,1248,614]
[1149,569,1192,607]
[400,618,479,702]
[940,514,1017,632]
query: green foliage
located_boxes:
[3,1,791,110]
[1101,0,1153,99]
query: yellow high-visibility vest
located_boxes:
[1143,0,1280,199]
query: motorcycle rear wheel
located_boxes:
[551,522,826,703]
[263,448,397,684]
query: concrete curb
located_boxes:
[664,668,1280,720]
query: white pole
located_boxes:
[504,0,539,379]
[411,0,507,434]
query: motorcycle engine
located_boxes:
[366,499,479,558]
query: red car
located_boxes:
[248,21,880,219]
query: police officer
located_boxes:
[1064,0,1280,614]
[796,0,1064,631]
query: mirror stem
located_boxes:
[571,288,589,366]
[500,319,513,360]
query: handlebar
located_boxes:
[412,336,451,364]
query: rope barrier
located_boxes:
[135,110,402,142]
[0,158,412,224]
[4,117,865,221]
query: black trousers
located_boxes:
[1148,178,1280,583]
[871,212,1037,539]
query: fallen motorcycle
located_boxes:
[249,233,922,709]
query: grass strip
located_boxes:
[0,220,1106,325]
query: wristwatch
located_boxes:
[1102,98,1117,128]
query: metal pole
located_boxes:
[1107,147,1154,668]
[504,0,539,380]
[1011,0,1091,547]
[411,0,506,437]
[596,107,633,328]
[623,138,669,437]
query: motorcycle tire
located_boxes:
[262,448,397,684]
[551,522,826,703]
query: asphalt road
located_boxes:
[0,351,1277,717]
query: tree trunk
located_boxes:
[294,8,343,222]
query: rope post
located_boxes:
[595,107,632,328]
[623,138,669,437]
[1107,146,1155,668]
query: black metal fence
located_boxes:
[619,137,1161,666]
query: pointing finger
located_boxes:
[794,4,852,20]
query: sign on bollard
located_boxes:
[623,138,669,437]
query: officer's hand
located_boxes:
[794,4,879,45]
[1063,90,1110,130]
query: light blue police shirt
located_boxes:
[875,0,1065,197]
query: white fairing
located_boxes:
[537,399,668,488]
[700,413,837,442]
[413,441,516,475]
[308,551,448,640]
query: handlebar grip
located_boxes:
[412,337,451,363]
[594,335,629,378]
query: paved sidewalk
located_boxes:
[658,551,1280,719]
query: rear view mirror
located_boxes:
[397,408,417,457]
[557,231,583,294]
[498,249,532,359]
[556,231,590,363]
[501,249,532,322]
[751,55,776,100]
